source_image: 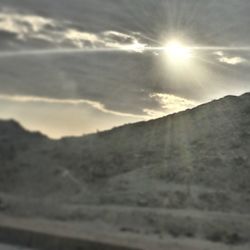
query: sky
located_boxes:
[0,0,250,138]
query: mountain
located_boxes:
[0,92,249,202]
[55,92,250,191]
[0,93,250,249]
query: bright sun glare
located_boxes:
[164,40,193,64]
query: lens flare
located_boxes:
[164,40,193,64]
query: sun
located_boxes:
[164,40,193,64]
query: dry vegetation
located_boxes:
[0,93,250,249]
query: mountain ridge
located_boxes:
[0,92,250,249]
[1,92,249,141]
[0,92,250,198]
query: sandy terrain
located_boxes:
[0,213,250,250]
[0,244,30,250]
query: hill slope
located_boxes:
[0,93,250,249]
[0,93,250,198]
[55,93,250,191]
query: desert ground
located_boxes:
[0,94,250,249]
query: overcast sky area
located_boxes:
[0,0,250,138]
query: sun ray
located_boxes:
[163,40,193,64]
[1,43,250,59]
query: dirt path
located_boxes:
[0,243,31,250]
[0,214,250,250]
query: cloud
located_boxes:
[0,98,143,139]
[0,9,55,40]
[0,94,146,118]
[143,109,166,118]
[0,49,162,116]
[145,93,197,118]
[99,31,146,52]
[0,8,147,52]
[214,51,247,65]
[64,29,99,48]
[213,51,224,57]
[219,56,247,65]
[0,93,199,137]
[62,29,146,51]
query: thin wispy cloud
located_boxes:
[0,94,146,118]
[64,29,99,48]
[219,56,247,65]
[0,8,146,51]
[214,51,247,65]
[0,10,55,40]
[144,93,197,118]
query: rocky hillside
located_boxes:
[0,93,250,199]
[56,93,250,191]
[1,93,250,250]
